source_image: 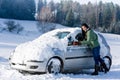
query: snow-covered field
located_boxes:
[0,19,120,80]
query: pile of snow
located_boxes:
[11,28,67,63]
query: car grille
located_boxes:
[11,63,38,69]
[11,63,26,66]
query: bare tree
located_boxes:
[37,6,55,33]
[39,6,54,22]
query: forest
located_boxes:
[0,0,120,34]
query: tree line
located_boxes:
[0,0,35,20]
[36,0,120,34]
[0,0,120,34]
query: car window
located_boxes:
[55,32,70,39]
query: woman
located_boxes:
[79,23,109,75]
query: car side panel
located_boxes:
[64,45,94,71]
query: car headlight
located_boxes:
[9,50,15,60]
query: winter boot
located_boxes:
[101,62,109,73]
[91,65,99,75]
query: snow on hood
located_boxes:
[11,29,68,63]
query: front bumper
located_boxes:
[10,61,47,73]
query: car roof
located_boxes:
[54,27,81,33]
[38,27,82,39]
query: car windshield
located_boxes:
[55,32,70,39]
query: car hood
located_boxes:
[11,35,68,64]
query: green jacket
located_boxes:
[81,29,99,49]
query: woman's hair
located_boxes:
[81,23,89,28]
[82,29,86,40]
[81,23,90,40]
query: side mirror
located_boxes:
[68,36,73,46]
[68,36,71,41]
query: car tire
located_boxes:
[99,56,112,72]
[103,56,112,71]
[47,58,62,74]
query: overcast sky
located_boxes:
[47,0,120,5]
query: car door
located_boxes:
[64,35,94,71]
[64,45,94,69]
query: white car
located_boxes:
[9,28,112,74]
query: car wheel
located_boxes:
[103,56,112,71]
[47,58,62,74]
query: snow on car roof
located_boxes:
[40,27,81,37]
[54,27,81,33]
[34,27,82,43]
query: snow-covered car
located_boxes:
[9,28,112,74]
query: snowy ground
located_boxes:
[0,19,120,80]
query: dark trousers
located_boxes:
[92,46,104,65]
